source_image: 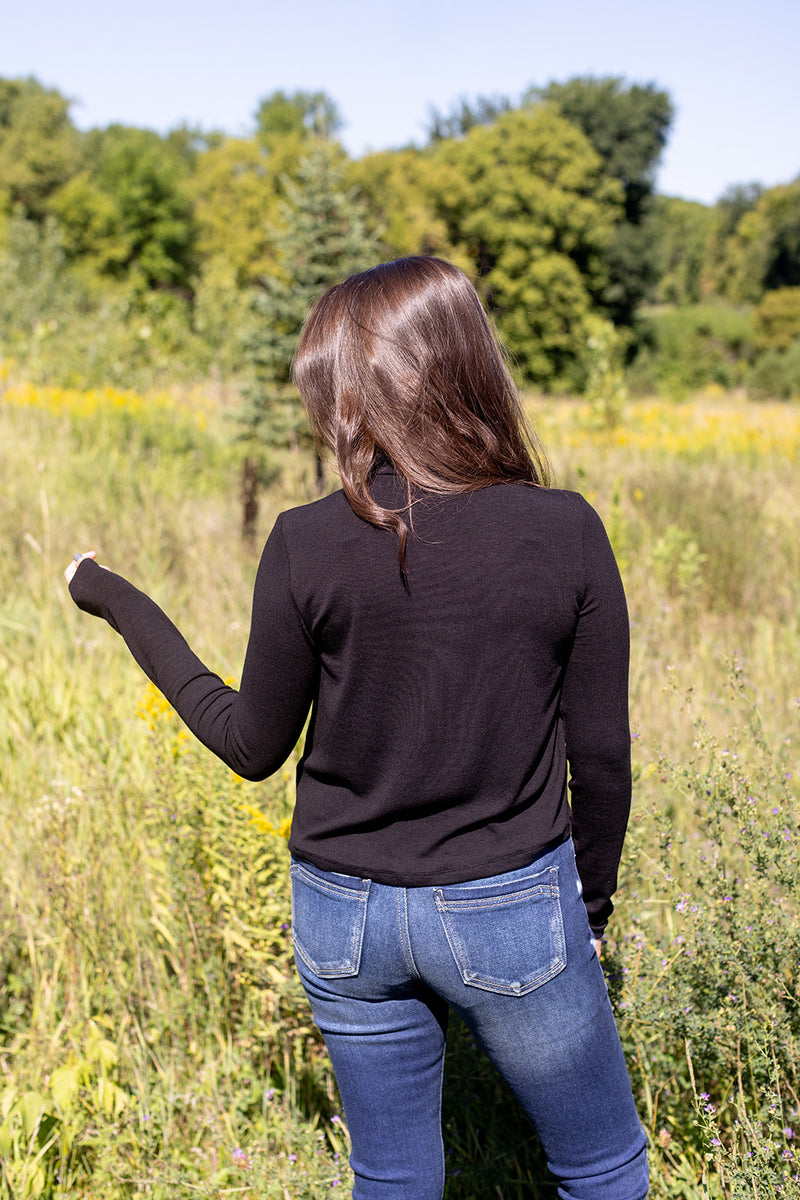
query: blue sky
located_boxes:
[2,0,798,205]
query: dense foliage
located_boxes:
[2,73,800,402]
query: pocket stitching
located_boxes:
[290,866,371,979]
[435,866,566,996]
[290,862,369,900]
[433,882,557,913]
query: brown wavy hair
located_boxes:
[292,256,549,566]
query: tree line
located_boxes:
[1,73,799,401]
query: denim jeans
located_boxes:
[290,837,648,1200]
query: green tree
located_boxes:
[46,170,122,283]
[432,105,623,388]
[238,145,380,535]
[0,76,82,221]
[753,287,800,350]
[189,137,279,285]
[189,121,350,374]
[347,146,466,264]
[255,90,341,148]
[0,211,71,352]
[526,77,674,325]
[50,124,196,292]
[651,195,716,305]
[186,136,280,372]
[529,77,672,221]
[701,182,763,298]
[709,180,800,303]
[760,181,800,292]
[426,93,512,142]
[712,182,764,241]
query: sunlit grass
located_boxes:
[1,381,798,1198]
[533,391,800,461]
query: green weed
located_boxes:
[2,387,799,1197]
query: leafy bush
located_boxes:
[748,339,800,400]
[614,669,800,1197]
[0,214,226,389]
[632,304,756,397]
[754,287,800,351]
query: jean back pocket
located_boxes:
[434,865,565,996]
[290,861,371,979]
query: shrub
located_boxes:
[632,304,755,397]
[754,287,800,351]
[748,338,800,400]
[614,668,800,1196]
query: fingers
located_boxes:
[64,550,97,585]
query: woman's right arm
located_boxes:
[68,516,318,780]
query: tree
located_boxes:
[760,182,800,292]
[702,182,764,298]
[754,287,800,350]
[715,180,800,303]
[186,136,281,370]
[431,106,623,388]
[49,124,197,292]
[0,211,71,350]
[529,78,672,220]
[255,90,341,148]
[526,77,674,325]
[0,76,82,220]
[346,146,466,265]
[189,137,279,285]
[651,196,716,305]
[238,145,380,538]
[715,182,765,236]
[426,93,512,142]
[46,169,122,279]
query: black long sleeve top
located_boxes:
[70,468,631,935]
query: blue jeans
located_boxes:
[290,838,648,1200]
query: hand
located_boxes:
[594,938,602,959]
[64,550,97,585]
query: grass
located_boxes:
[1,378,799,1197]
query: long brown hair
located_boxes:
[292,256,549,565]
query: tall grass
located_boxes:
[1,382,798,1197]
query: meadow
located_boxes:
[1,376,798,1198]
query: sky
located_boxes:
[2,0,799,206]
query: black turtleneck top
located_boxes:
[70,469,631,935]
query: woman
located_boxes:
[67,256,648,1199]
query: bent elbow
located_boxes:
[226,753,283,782]
[222,741,294,783]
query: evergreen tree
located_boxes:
[237,145,380,540]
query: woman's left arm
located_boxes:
[559,496,632,938]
